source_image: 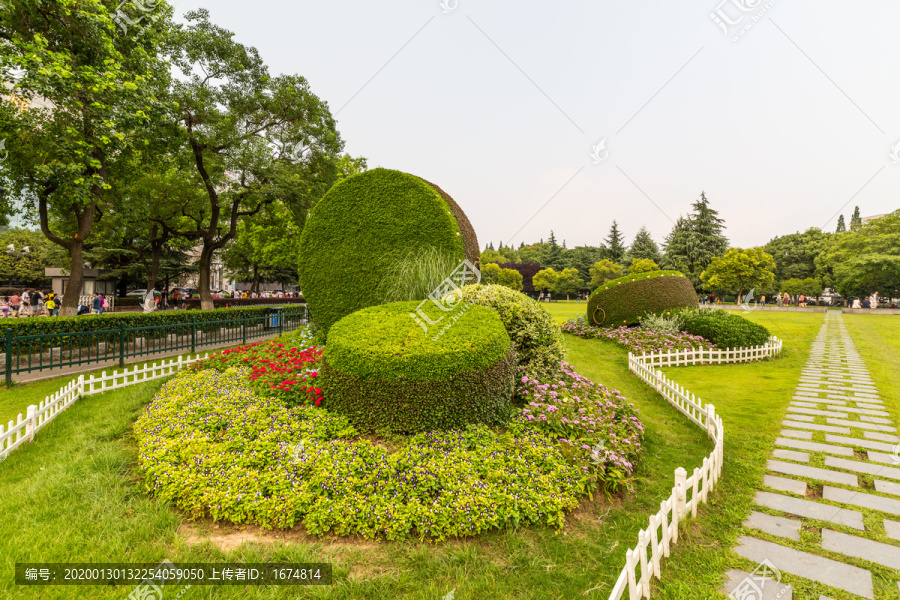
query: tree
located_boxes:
[568,245,604,283]
[629,226,661,263]
[835,215,846,233]
[850,206,862,231]
[158,10,344,309]
[603,221,626,263]
[589,259,623,288]
[532,268,559,294]
[542,231,566,270]
[0,228,55,288]
[0,0,171,314]
[480,249,504,265]
[223,203,301,294]
[480,263,502,286]
[628,258,658,274]
[662,192,728,289]
[781,278,823,298]
[763,228,830,284]
[816,210,900,299]
[700,247,776,301]
[553,268,583,301]
[496,267,523,291]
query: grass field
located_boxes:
[542,300,586,324]
[1,310,872,599]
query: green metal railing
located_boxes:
[3,306,308,387]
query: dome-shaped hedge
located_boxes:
[455,284,565,380]
[297,169,479,332]
[587,270,697,327]
[320,301,515,433]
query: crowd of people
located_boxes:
[0,289,61,318]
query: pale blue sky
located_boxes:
[174,0,900,249]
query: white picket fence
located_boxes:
[638,336,783,368]
[606,337,782,600]
[0,354,208,462]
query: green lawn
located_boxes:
[0,311,830,599]
[542,300,587,324]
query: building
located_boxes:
[45,268,116,297]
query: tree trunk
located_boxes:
[60,242,86,316]
[252,263,260,296]
[198,242,215,310]
[147,239,162,294]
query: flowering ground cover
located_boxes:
[561,315,715,354]
[188,326,323,406]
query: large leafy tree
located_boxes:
[553,267,583,301]
[589,259,622,288]
[532,268,558,294]
[158,10,344,309]
[0,0,171,314]
[763,228,830,284]
[222,203,301,294]
[662,192,728,289]
[0,228,56,288]
[700,247,775,301]
[816,210,900,299]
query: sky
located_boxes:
[169,0,900,250]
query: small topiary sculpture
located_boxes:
[587,270,697,327]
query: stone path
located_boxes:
[725,313,900,600]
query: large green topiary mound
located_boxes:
[297,168,479,332]
[587,270,697,327]
[455,284,565,380]
[321,301,515,433]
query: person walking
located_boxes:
[30,289,42,316]
[9,292,21,317]
[92,292,103,315]
[760,294,766,307]
[45,295,57,316]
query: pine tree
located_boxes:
[629,226,661,263]
[835,215,846,233]
[543,230,566,270]
[661,192,728,289]
[850,206,862,231]
[602,221,626,264]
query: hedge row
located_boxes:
[181,297,305,309]
[676,308,770,349]
[588,271,697,327]
[0,305,307,339]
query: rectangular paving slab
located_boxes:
[788,407,849,418]
[876,480,900,496]
[860,415,893,425]
[864,431,900,443]
[781,420,851,434]
[885,519,900,541]
[733,536,873,599]
[823,485,900,517]
[825,418,896,433]
[775,437,853,457]
[767,460,858,487]
[772,449,810,463]
[867,450,900,465]
[824,456,900,480]
[826,405,890,416]
[754,491,864,529]
[744,511,802,540]
[824,434,896,452]
[764,475,807,495]
[723,568,793,600]
[781,429,813,440]
[821,528,900,571]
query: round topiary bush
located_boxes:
[321,301,515,433]
[455,284,565,380]
[587,270,697,327]
[297,168,480,333]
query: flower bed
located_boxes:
[135,358,645,540]
[188,327,323,406]
[561,316,715,354]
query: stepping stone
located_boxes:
[781,421,851,435]
[823,456,900,481]
[744,511,801,540]
[754,491,864,529]
[764,475,807,495]
[781,429,813,440]
[867,451,900,465]
[772,449,810,463]
[733,536,874,599]
[864,431,900,443]
[767,460,858,487]
[825,434,896,452]
[885,519,900,541]
[876,480,900,496]
[857,403,886,410]
[821,529,900,570]
[823,485,900,517]
[723,568,792,600]
[790,401,821,409]
[860,415,893,425]
[827,405,889,416]
[775,437,853,457]
[826,418,895,433]
[787,414,815,422]
[788,407,849,418]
